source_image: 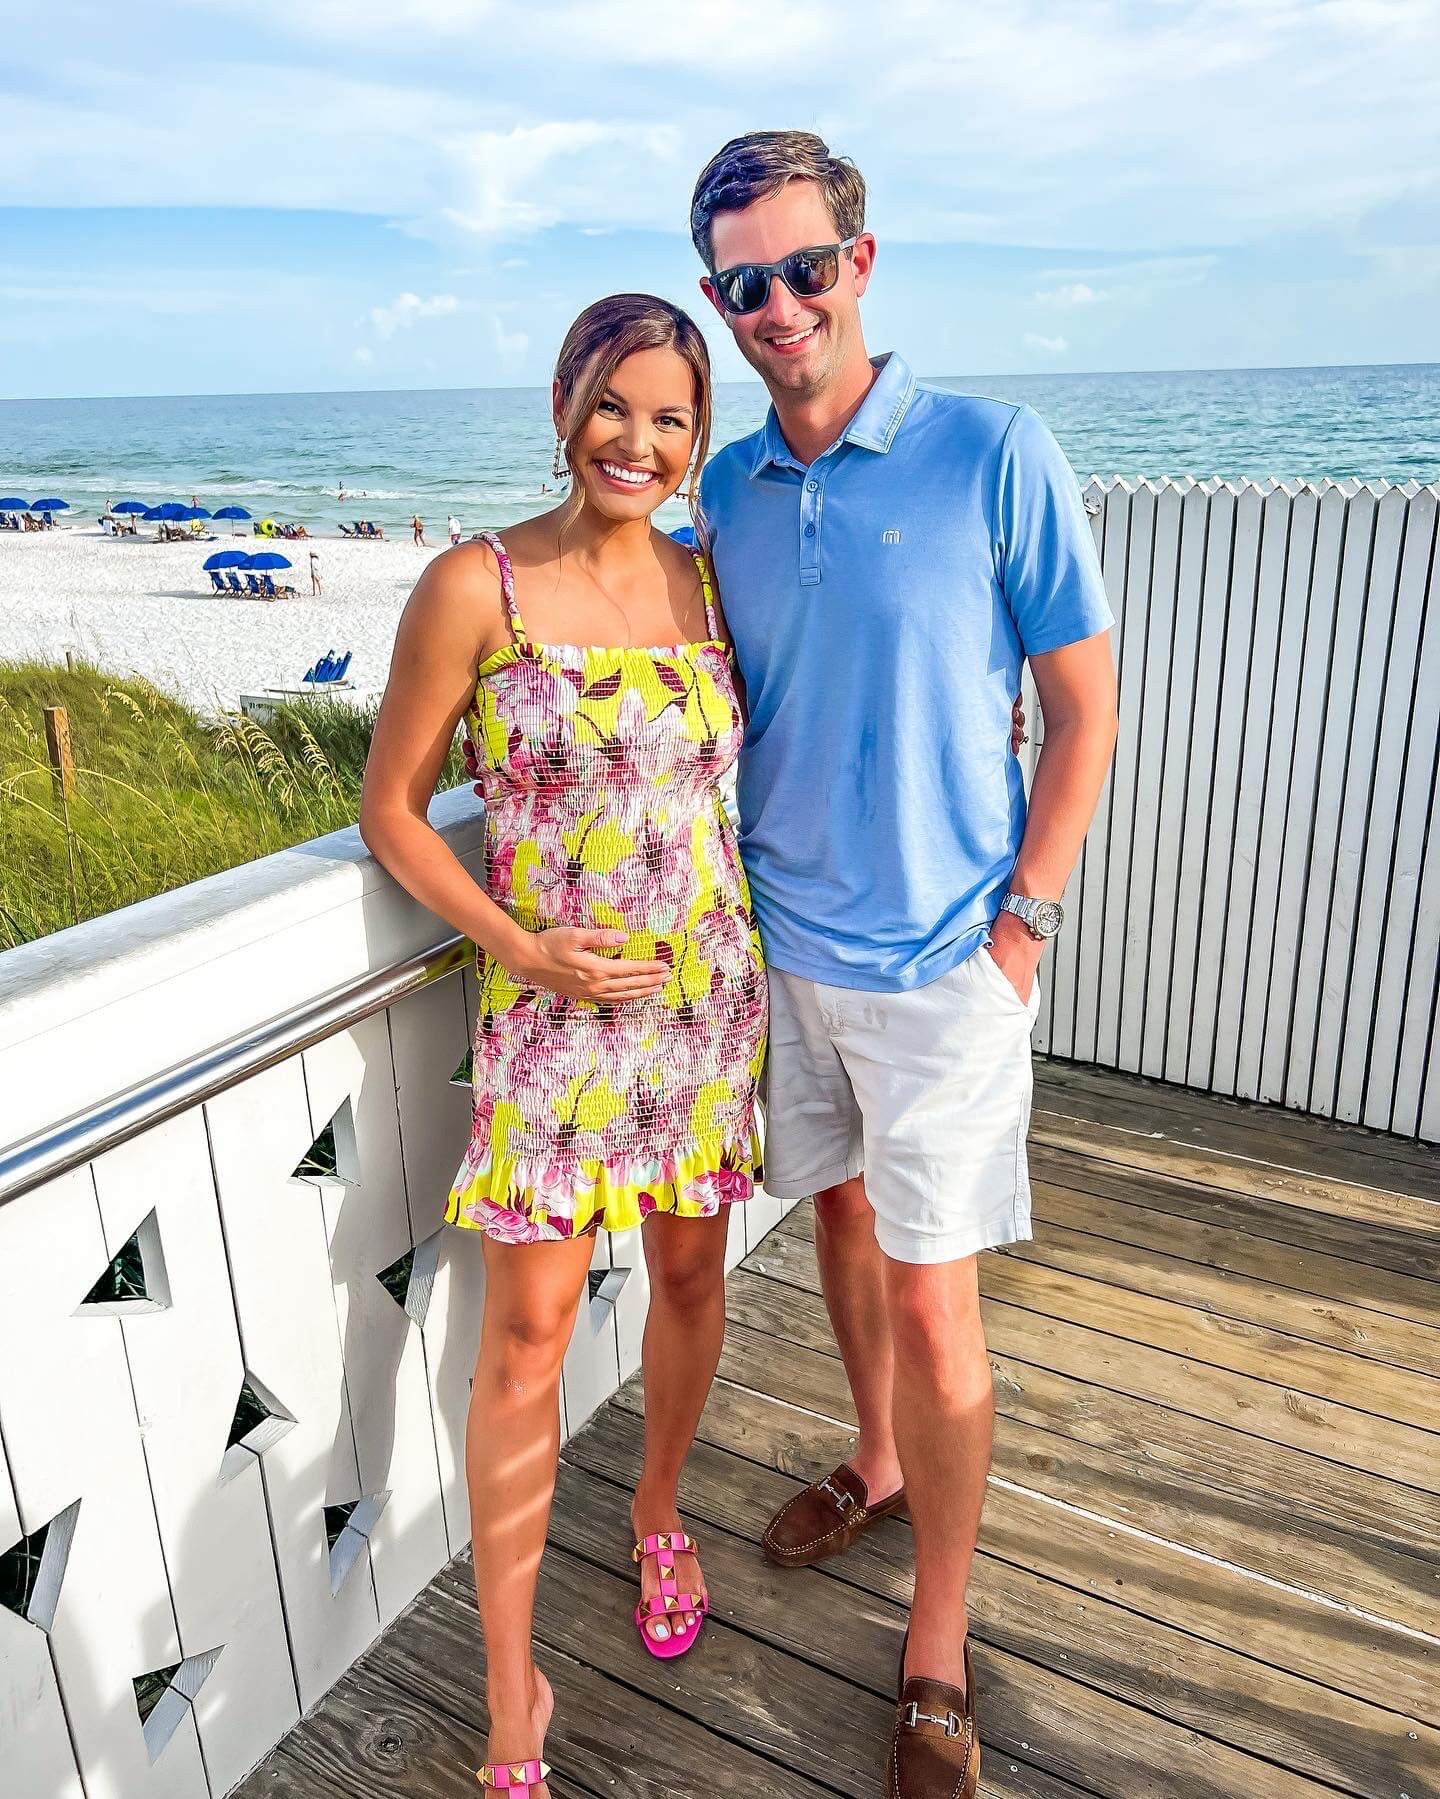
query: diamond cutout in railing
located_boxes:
[376,1230,444,1327]
[132,1646,222,1762]
[77,1210,170,1315]
[1,1498,79,1633]
[450,1048,474,1087]
[218,1369,297,1486]
[293,1097,359,1186]
[325,1492,390,1595]
[587,1266,631,1332]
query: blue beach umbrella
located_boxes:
[204,549,250,570]
[0,497,29,511]
[143,502,188,520]
[211,505,251,520]
[177,505,212,520]
[30,498,68,511]
[112,499,150,515]
[245,551,292,570]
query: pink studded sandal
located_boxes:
[632,1530,709,1659]
[476,1759,549,1794]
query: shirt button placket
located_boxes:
[800,473,823,587]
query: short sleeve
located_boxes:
[993,405,1113,656]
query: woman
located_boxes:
[359,294,766,1798]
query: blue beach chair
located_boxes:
[209,571,228,595]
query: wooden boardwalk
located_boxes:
[238,1065,1439,1799]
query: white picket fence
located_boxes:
[0,791,793,1798]
[1027,475,1439,1143]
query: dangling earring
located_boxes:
[552,434,568,480]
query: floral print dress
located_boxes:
[446,530,767,1242]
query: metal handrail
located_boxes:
[0,934,469,1209]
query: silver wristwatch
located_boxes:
[999,893,1065,939]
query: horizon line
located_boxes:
[1,357,1435,406]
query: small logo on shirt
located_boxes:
[881,528,902,545]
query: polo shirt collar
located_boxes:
[748,351,917,476]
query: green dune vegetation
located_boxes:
[0,658,465,951]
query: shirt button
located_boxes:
[806,480,819,492]
[804,523,816,536]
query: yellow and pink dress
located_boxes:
[446,530,767,1242]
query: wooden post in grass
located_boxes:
[43,704,80,924]
[44,706,75,801]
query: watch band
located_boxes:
[1000,893,1066,939]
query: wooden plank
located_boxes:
[1030,1106,1440,1240]
[1096,483,1154,1069]
[978,1249,1440,1443]
[436,1547,901,1797]
[1067,482,1129,1065]
[1185,484,1264,1093]
[1035,1060,1440,1181]
[1238,489,1320,1105]
[1291,489,1380,1114]
[1025,1180,1440,1375]
[576,1396,1438,1793]
[755,1219,1440,1493]
[1032,1068,1440,1208]
[1209,486,1292,1099]
[1357,489,1440,1134]
[1141,482,1210,1083]
[1028,1140,1440,1302]
[732,1247,1438,1567]
[1117,482,1183,1076]
[1166,483,1237,1086]
[1325,489,1415,1123]
[232,1644,595,1799]
[553,1424,1351,1797]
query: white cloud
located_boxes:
[491,316,529,358]
[1024,333,1069,355]
[353,344,375,364]
[1035,282,1102,307]
[369,292,461,338]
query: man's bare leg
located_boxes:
[884,1252,992,1692]
[812,1176,903,1501]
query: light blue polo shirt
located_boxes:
[699,352,1113,993]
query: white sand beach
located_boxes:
[0,522,444,712]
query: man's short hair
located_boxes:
[690,130,866,270]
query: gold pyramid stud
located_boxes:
[511,1767,526,1784]
[665,1594,678,1610]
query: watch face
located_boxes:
[1034,900,1064,936]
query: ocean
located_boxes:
[2,362,1435,538]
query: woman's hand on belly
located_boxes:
[508,926,670,1004]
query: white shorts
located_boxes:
[761,946,1041,1264]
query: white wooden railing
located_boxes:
[1028,475,1438,1143]
[0,790,792,1798]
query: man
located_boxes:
[309,549,322,596]
[692,131,1118,1797]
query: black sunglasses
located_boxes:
[710,238,859,316]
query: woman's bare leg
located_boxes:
[631,1207,731,1639]
[466,1231,595,1788]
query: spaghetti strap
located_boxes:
[478,529,527,646]
[691,550,720,640]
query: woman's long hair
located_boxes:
[553,294,713,540]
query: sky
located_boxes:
[2,0,1438,399]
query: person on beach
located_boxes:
[360,294,768,1799]
[690,131,1118,1797]
[448,513,462,546]
[412,513,428,546]
[309,550,322,596]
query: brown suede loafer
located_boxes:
[887,1638,979,1799]
[761,1462,906,1568]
